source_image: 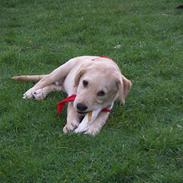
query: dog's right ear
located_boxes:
[74,67,86,87]
[116,75,132,105]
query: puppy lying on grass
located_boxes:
[12,56,132,136]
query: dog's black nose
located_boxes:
[77,103,88,111]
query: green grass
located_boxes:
[0,0,183,182]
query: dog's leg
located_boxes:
[83,112,110,136]
[29,84,63,100]
[63,103,80,134]
[23,58,81,99]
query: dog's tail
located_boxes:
[12,75,47,82]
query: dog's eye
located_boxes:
[83,80,88,87]
[97,90,105,97]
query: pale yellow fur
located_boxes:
[13,56,132,136]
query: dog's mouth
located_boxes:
[77,111,88,115]
[77,111,89,122]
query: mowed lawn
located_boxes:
[0,0,183,182]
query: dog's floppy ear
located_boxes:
[74,66,86,87]
[116,75,132,105]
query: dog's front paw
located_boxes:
[63,121,79,134]
[32,89,46,100]
[23,89,46,100]
[84,126,100,136]
[74,125,88,134]
[23,89,35,99]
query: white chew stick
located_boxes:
[74,109,101,133]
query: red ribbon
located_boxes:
[93,56,112,61]
[57,95,76,114]
[57,95,111,115]
[100,56,112,60]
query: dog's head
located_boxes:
[73,62,132,113]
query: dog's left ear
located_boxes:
[117,75,132,105]
[74,66,86,87]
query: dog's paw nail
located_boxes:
[23,95,26,99]
[63,126,69,134]
[23,93,30,99]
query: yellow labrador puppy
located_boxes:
[13,56,132,135]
